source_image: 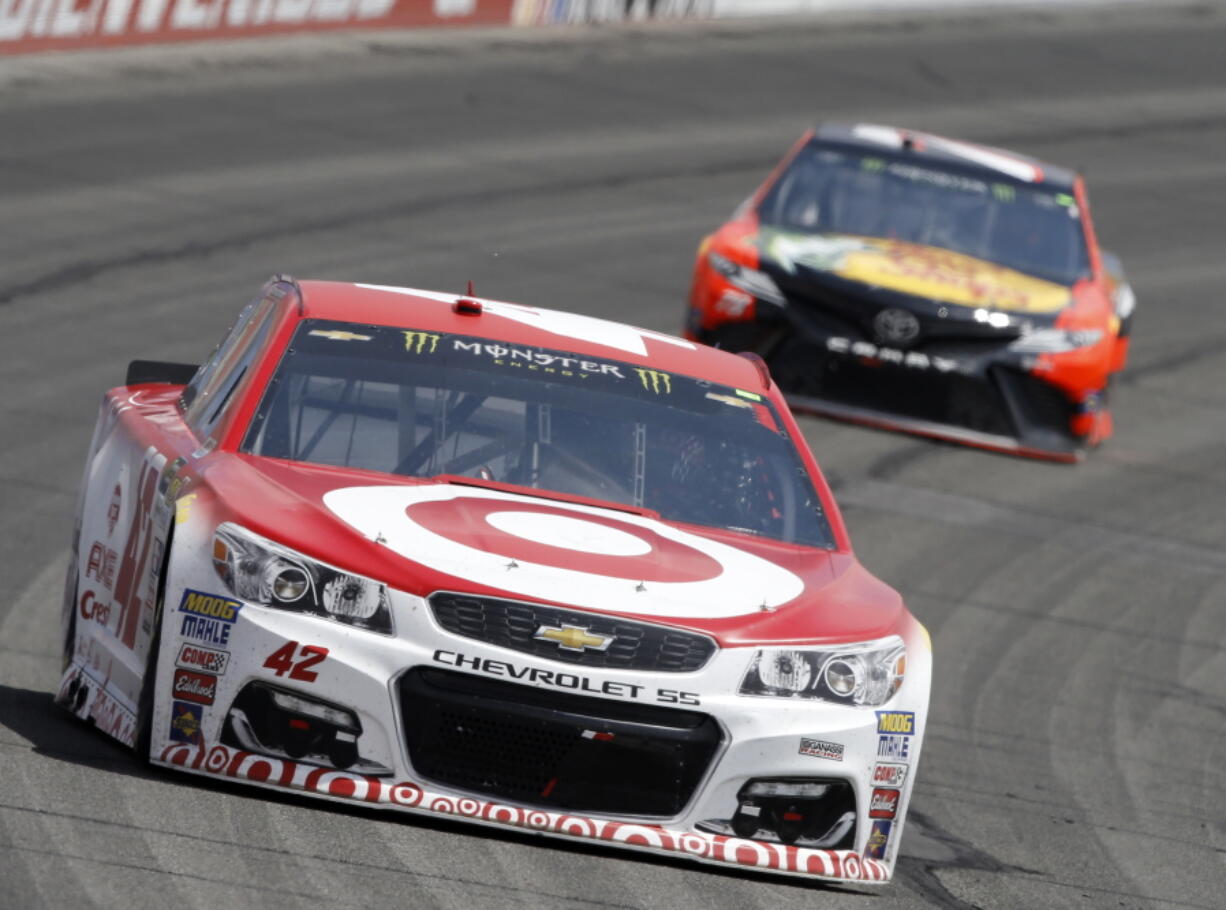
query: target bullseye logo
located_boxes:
[323,485,804,618]
[485,511,650,556]
[405,497,723,584]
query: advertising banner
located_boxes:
[511,0,710,25]
[0,0,513,54]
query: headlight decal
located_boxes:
[708,251,787,307]
[212,523,394,635]
[738,636,905,707]
[1007,327,1103,354]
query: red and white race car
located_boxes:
[58,277,931,884]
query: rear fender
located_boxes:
[56,392,180,749]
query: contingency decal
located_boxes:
[869,789,900,820]
[322,485,804,618]
[876,711,916,762]
[158,742,892,884]
[178,589,242,647]
[172,670,217,706]
[169,700,204,745]
[176,643,230,675]
[865,820,893,860]
[871,763,908,787]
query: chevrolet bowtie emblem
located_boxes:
[534,624,613,653]
[309,329,372,342]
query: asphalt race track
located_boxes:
[2,5,1225,907]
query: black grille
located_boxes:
[428,592,717,672]
[399,668,723,817]
[770,337,1017,437]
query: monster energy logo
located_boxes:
[634,369,672,395]
[861,157,886,172]
[992,183,1016,203]
[402,331,440,354]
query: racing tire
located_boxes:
[61,570,78,674]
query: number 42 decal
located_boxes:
[263,642,328,682]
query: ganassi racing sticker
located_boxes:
[323,485,804,618]
[798,738,844,761]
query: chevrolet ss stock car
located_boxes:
[686,122,1137,461]
[57,277,930,884]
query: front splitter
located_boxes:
[156,740,892,884]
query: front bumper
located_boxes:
[689,270,1104,462]
[151,573,930,885]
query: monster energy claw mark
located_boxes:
[634,369,672,395]
[403,331,440,354]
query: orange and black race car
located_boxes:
[684,123,1136,461]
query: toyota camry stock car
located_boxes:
[686,122,1137,461]
[58,277,930,884]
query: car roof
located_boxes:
[813,122,1078,191]
[294,280,769,392]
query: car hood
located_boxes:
[208,455,904,646]
[755,228,1072,315]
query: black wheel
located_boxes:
[61,569,78,674]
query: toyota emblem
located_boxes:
[873,308,921,347]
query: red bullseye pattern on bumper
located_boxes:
[158,741,891,883]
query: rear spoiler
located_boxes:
[125,360,198,386]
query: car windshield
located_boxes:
[242,321,834,548]
[758,142,1092,286]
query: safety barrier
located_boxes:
[0,0,1143,55]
